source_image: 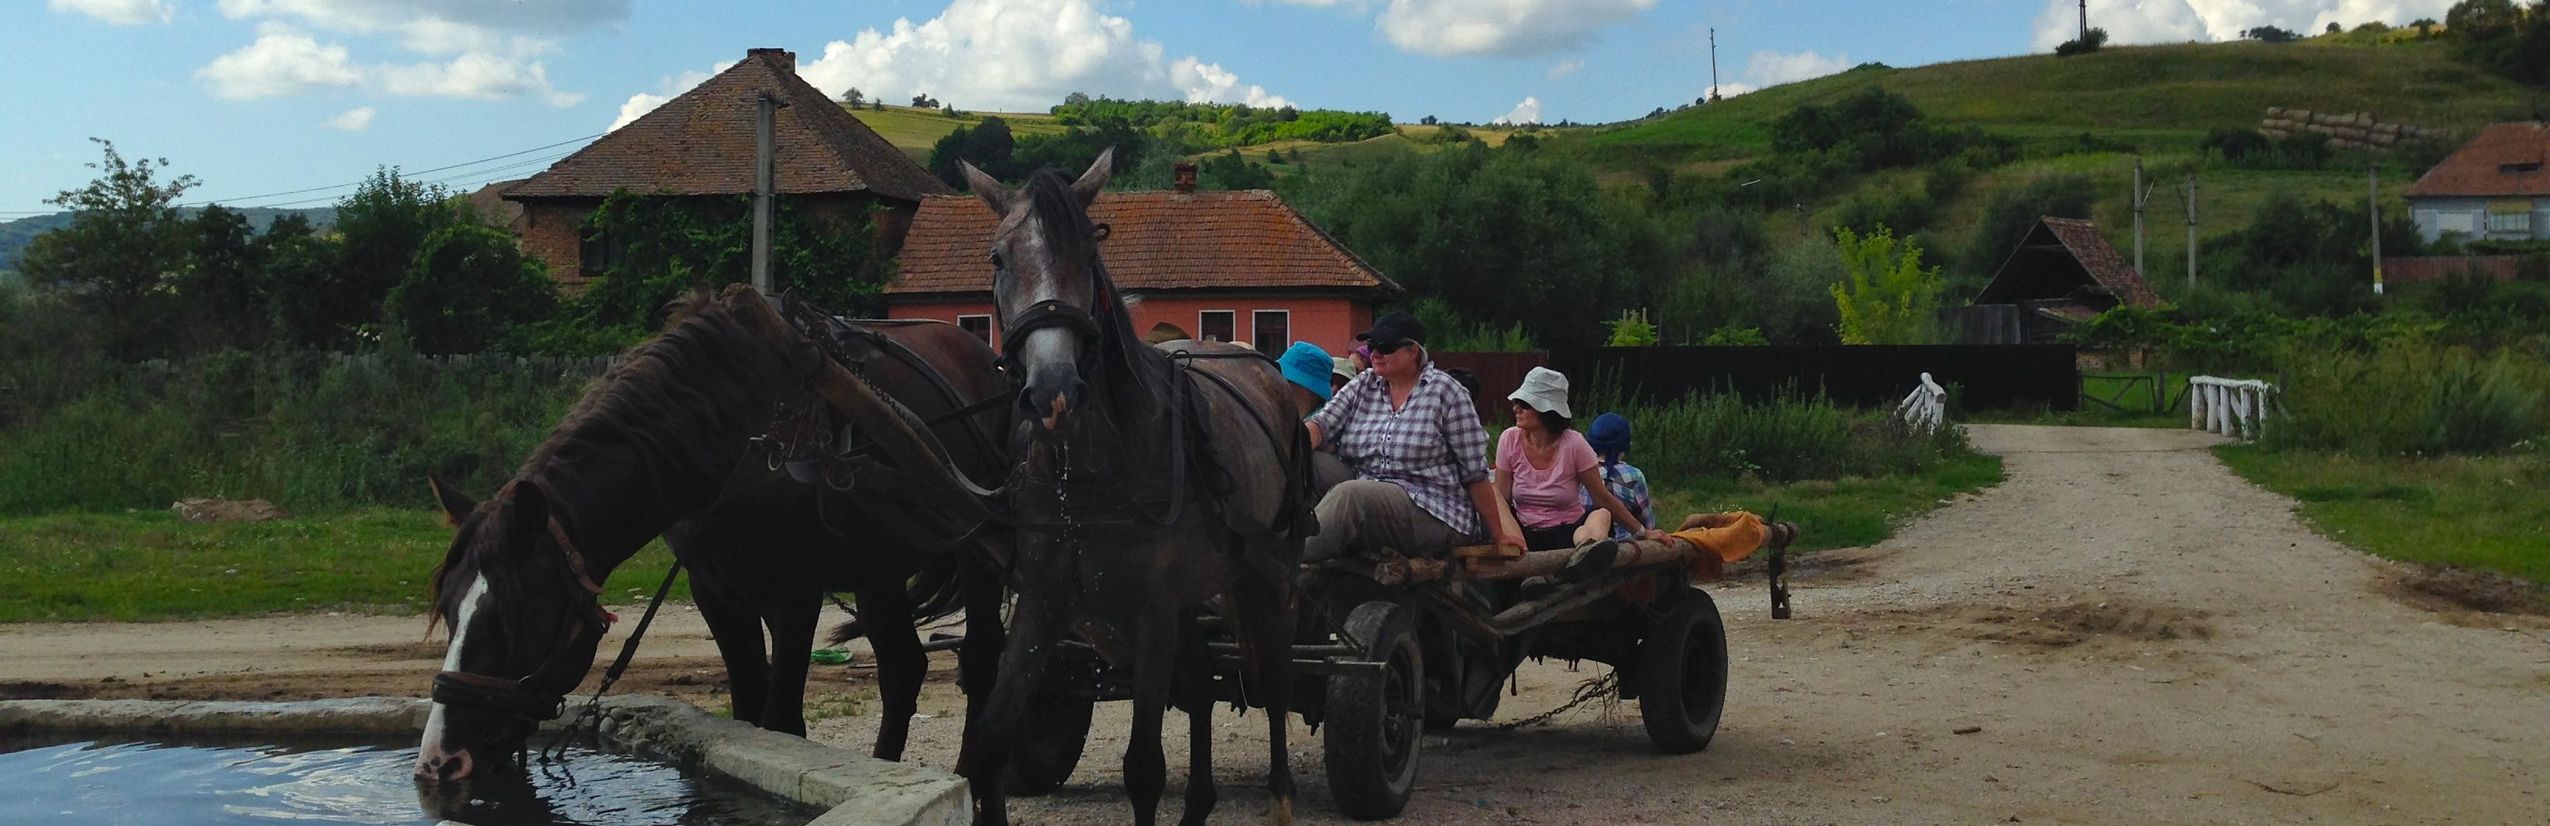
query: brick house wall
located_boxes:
[890,293,1377,356]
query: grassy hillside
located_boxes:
[1595,41,2532,162]
[845,104,1069,160]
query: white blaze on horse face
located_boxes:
[419,573,491,769]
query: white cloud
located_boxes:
[796,0,1290,113]
[326,105,375,130]
[195,26,364,99]
[1375,0,1657,57]
[2028,0,2458,50]
[1490,96,1542,125]
[607,63,729,132]
[200,0,617,105]
[1711,81,1758,99]
[1548,58,1583,80]
[48,0,174,25]
[1744,50,1853,88]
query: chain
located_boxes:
[1496,670,1620,731]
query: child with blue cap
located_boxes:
[1277,340,1336,415]
[1581,412,1653,540]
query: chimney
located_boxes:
[1172,162,1198,194]
[748,47,795,75]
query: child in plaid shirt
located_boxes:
[1581,412,1653,540]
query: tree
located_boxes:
[171,205,271,352]
[384,224,558,354]
[1063,91,1092,107]
[327,168,461,348]
[1198,149,1275,190]
[2325,21,2343,35]
[1829,226,1944,345]
[1420,115,1439,126]
[910,93,938,108]
[2055,27,2109,56]
[2243,25,2301,43]
[2447,0,2519,41]
[928,116,1018,188]
[14,138,198,359]
[840,86,864,107]
[257,213,346,351]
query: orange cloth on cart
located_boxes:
[1671,510,1769,569]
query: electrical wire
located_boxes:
[174,131,605,209]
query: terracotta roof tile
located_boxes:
[2406,122,2550,199]
[505,50,949,203]
[2038,217,2162,308]
[886,190,1402,297]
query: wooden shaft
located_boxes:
[1376,536,1704,586]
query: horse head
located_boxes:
[962,148,1116,433]
[416,474,612,782]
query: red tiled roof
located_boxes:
[2405,122,2550,198]
[2037,217,2162,308]
[885,190,1402,297]
[504,49,948,203]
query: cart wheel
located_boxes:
[1636,588,1729,755]
[1003,689,1093,795]
[1324,600,1423,820]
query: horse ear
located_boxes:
[504,481,550,535]
[1072,147,1115,205]
[960,161,1012,213]
[427,473,476,527]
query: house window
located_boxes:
[957,314,993,346]
[1252,310,1290,356]
[1198,310,1235,343]
[2502,162,2543,174]
[2487,209,2534,237]
[578,228,628,278]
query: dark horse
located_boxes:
[954,152,1314,826]
[416,287,1010,781]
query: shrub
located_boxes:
[1574,382,1973,483]
[2055,27,2109,57]
[2268,341,2547,455]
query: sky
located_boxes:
[1,0,2469,216]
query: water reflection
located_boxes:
[0,734,812,825]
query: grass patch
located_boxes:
[845,104,1068,158]
[0,508,687,622]
[1654,451,2005,552]
[2216,445,2550,584]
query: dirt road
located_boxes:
[6,425,2546,824]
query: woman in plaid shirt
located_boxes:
[1303,312,1527,561]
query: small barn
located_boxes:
[1952,217,2161,344]
[886,174,1403,356]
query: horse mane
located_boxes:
[427,289,819,632]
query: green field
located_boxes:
[2215,446,2550,585]
[1653,452,2006,554]
[0,509,686,622]
[845,104,1069,159]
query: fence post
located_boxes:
[2187,376,2275,440]
[1896,372,1947,432]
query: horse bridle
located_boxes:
[430,504,614,725]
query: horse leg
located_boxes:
[1175,613,1218,826]
[1232,556,1301,826]
[759,589,820,737]
[954,556,1007,729]
[966,590,1067,826]
[696,584,772,728]
[862,576,925,761]
[1123,607,1178,826]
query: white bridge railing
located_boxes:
[2188,376,2275,439]
[1896,372,1947,432]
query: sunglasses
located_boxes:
[1366,340,1411,356]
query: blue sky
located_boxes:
[2,0,2461,216]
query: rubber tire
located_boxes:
[1003,689,1094,796]
[1323,600,1424,820]
[1636,588,1729,755]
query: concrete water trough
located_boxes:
[0,694,968,826]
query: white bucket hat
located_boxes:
[1507,366,1573,419]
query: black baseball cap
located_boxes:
[1356,311,1427,352]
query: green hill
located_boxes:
[1594,41,2532,163]
[846,104,1069,160]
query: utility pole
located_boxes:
[2370,163,2385,296]
[752,90,781,295]
[1709,28,1722,103]
[2079,0,2089,41]
[2185,173,2199,288]
[2133,158,2146,277]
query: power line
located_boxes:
[176,131,604,209]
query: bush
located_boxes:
[1575,383,1973,483]
[2269,341,2546,455]
[2055,27,2108,57]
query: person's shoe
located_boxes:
[1558,538,1619,583]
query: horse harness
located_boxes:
[429,491,614,725]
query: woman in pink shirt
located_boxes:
[1494,367,1656,552]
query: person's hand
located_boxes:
[1637,529,1670,542]
[1493,527,1528,556]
